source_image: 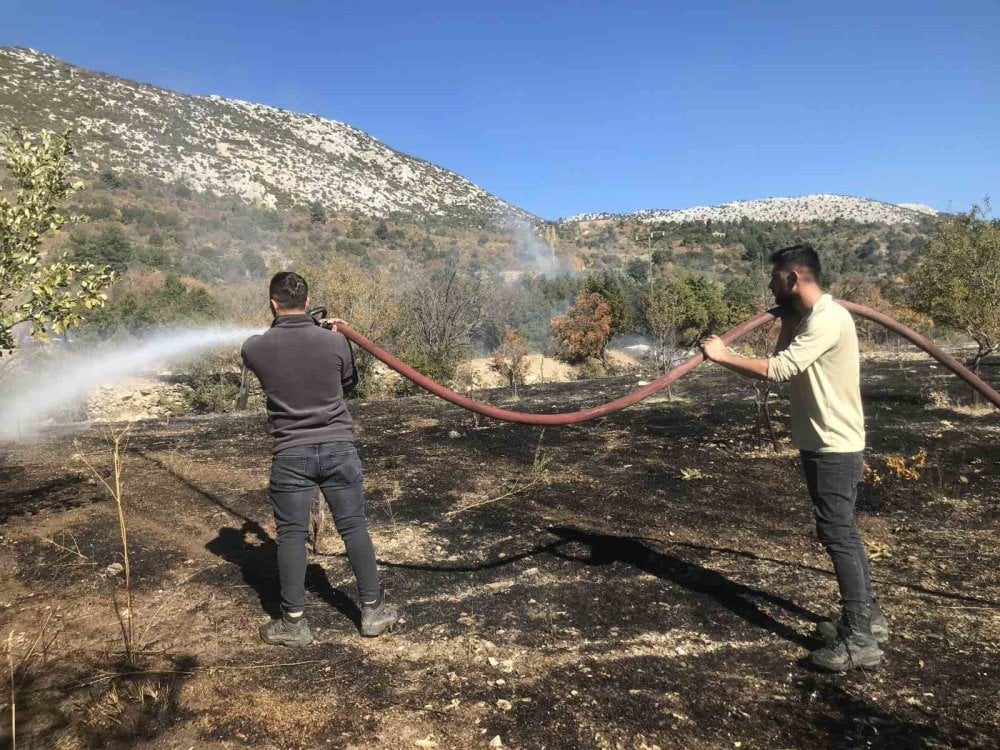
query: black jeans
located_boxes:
[268,441,380,613]
[800,451,874,619]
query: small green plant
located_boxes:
[185,352,243,413]
[187,379,242,413]
[579,357,607,379]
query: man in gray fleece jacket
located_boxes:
[701,245,885,672]
[242,271,399,647]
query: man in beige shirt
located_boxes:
[701,244,885,672]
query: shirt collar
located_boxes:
[270,313,315,328]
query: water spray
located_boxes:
[0,325,261,439]
[3,303,996,440]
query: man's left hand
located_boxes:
[701,335,729,362]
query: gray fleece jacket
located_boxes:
[241,314,358,453]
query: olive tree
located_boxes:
[1,128,115,352]
[908,204,1000,373]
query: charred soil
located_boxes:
[1,355,998,749]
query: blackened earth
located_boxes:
[1,356,998,749]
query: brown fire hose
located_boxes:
[334,301,1000,424]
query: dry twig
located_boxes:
[445,429,551,517]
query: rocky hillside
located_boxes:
[564,193,938,225]
[0,47,531,223]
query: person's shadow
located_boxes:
[547,526,822,649]
[142,449,363,630]
[205,519,360,628]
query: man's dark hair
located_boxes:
[768,244,822,282]
[269,271,309,309]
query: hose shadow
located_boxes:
[373,524,819,647]
[546,526,820,648]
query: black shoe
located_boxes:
[810,612,882,672]
[816,601,889,645]
[360,594,400,637]
[260,613,313,647]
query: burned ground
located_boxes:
[1,355,998,749]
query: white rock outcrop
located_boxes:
[565,194,938,225]
[0,47,530,222]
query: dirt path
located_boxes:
[1,358,998,748]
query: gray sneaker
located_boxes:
[360,598,400,637]
[260,614,313,647]
[816,602,889,645]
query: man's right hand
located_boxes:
[701,335,729,363]
[327,318,348,332]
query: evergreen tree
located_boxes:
[308,200,327,224]
[583,271,635,335]
[908,204,1000,373]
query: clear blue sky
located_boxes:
[5,1,998,219]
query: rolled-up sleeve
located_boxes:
[767,320,840,382]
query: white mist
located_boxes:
[0,325,263,440]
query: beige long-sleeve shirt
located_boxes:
[766,294,865,453]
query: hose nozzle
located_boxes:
[307,306,330,329]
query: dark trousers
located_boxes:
[800,451,875,619]
[268,441,380,613]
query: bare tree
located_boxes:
[493,327,530,397]
[401,268,489,380]
[302,256,404,392]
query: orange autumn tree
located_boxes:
[551,292,611,363]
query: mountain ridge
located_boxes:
[0,46,532,224]
[2,48,937,229]
[562,194,938,225]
